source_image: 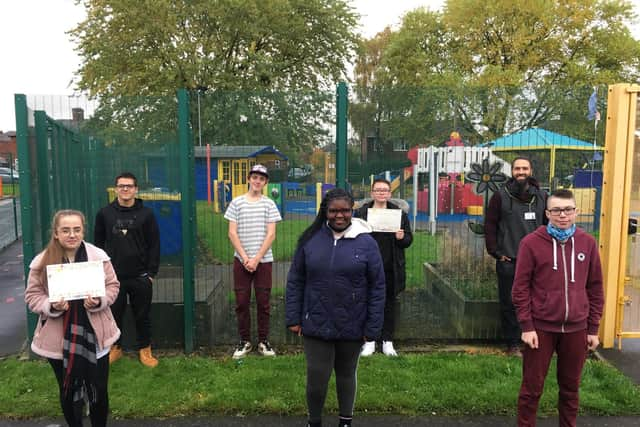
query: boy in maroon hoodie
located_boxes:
[512,189,604,427]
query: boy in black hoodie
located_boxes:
[94,172,160,367]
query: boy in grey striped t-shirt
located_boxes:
[224,164,282,359]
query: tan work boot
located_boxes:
[109,345,123,364]
[139,346,158,368]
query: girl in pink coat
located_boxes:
[25,210,120,427]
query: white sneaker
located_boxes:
[360,341,376,356]
[382,341,398,356]
[232,341,252,359]
[257,341,276,357]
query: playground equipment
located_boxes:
[411,146,510,234]
[481,128,604,184]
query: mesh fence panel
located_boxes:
[18,84,605,347]
[349,85,605,340]
[193,89,335,345]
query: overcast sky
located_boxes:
[0,0,637,132]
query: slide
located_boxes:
[390,167,413,194]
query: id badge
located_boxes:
[524,212,536,221]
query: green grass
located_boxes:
[1,353,638,419]
[405,231,440,287]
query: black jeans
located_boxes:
[496,259,521,347]
[111,276,153,349]
[49,356,110,427]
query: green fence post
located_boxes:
[335,82,348,189]
[62,128,72,208]
[15,94,37,340]
[35,111,52,246]
[50,124,60,209]
[178,89,195,353]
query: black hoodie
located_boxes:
[94,198,160,280]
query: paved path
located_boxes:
[0,239,26,357]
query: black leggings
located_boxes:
[303,336,361,423]
[48,356,110,427]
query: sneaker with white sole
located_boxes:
[382,341,398,357]
[232,341,252,359]
[258,341,276,356]
[360,341,375,356]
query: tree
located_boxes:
[353,0,640,145]
[70,0,359,151]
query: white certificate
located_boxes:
[367,208,402,232]
[46,261,106,301]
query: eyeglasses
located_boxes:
[116,184,136,190]
[372,189,390,193]
[327,208,352,215]
[547,207,576,216]
[58,227,83,236]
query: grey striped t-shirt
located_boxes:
[224,195,282,263]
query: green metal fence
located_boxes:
[348,84,605,341]
[16,84,605,351]
[0,151,20,250]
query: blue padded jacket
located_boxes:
[285,218,386,341]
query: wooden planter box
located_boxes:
[424,262,501,339]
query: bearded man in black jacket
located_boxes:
[484,157,547,356]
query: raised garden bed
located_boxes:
[424,262,501,339]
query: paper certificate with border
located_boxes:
[46,261,105,301]
[367,208,401,232]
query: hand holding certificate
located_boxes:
[367,208,402,232]
[46,261,106,301]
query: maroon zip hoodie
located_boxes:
[512,226,604,335]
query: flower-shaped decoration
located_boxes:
[465,158,507,236]
[466,158,507,195]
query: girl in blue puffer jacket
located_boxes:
[286,188,385,427]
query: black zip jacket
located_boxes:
[355,200,413,296]
[94,198,160,280]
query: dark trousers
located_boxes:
[233,258,272,342]
[303,336,361,423]
[48,356,110,427]
[381,274,397,341]
[111,276,153,349]
[517,329,588,427]
[496,260,521,347]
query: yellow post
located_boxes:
[316,182,322,213]
[549,147,556,184]
[213,179,219,213]
[598,84,638,348]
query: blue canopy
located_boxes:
[482,128,602,151]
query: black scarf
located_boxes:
[62,242,99,404]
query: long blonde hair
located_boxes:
[38,210,86,269]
